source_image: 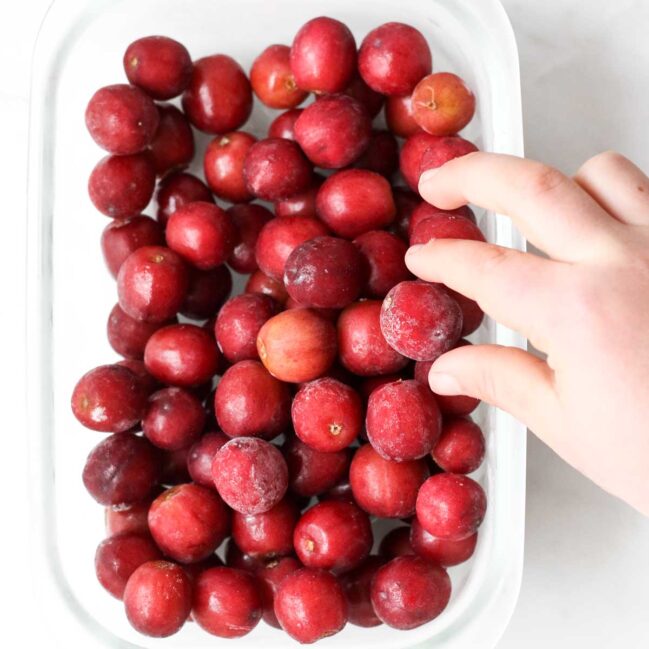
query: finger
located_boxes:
[418,152,618,261]
[406,239,561,348]
[428,344,560,444]
[574,151,649,225]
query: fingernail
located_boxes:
[428,372,462,395]
[406,244,424,257]
[418,168,441,190]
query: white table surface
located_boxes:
[2,1,648,646]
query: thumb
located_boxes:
[429,344,559,438]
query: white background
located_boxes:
[2,0,649,646]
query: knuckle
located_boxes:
[522,164,567,198]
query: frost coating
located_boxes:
[284,236,367,309]
[212,437,288,514]
[365,379,442,461]
[380,280,463,361]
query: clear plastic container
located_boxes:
[27,0,526,646]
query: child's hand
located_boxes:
[408,151,649,516]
